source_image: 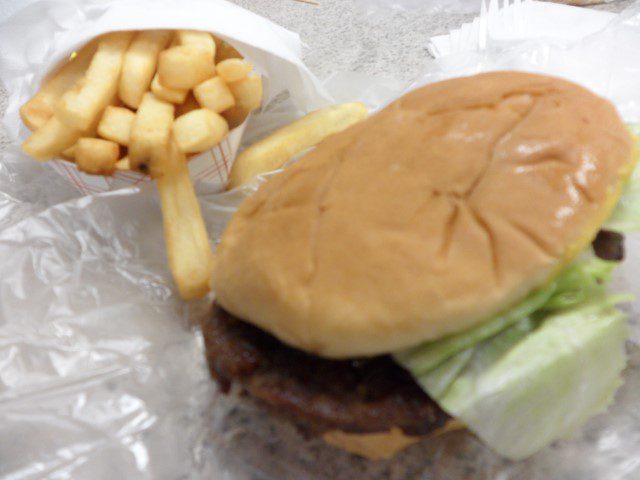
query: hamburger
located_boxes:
[203,71,638,460]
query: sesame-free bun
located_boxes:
[213,71,634,358]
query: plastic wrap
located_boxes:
[427,0,617,57]
[2,2,640,480]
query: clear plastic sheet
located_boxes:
[427,0,617,58]
[2,3,640,480]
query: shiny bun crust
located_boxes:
[213,72,634,358]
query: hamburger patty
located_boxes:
[202,306,450,436]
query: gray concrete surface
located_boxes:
[0,0,634,155]
[231,0,632,81]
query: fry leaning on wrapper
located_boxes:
[13,2,369,300]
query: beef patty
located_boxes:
[202,306,450,436]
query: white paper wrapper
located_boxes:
[2,1,640,480]
[0,0,331,194]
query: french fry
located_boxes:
[173,109,229,153]
[62,145,76,160]
[128,92,175,176]
[223,74,263,129]
[75,137,120,175]
[176,92,200,117]
[214,38,242,62]
[228,102,369,189]
[20,39,98,131]
[157,137,214,299]
[57,31,134,131]
[176,30,215,60]
[119,30,172,109]
[151,73,188,104]
[115,157,130,171]
[216,59,252,83]
[193,76,235,113]
[22,116,83,160]
[97,106,135,146]
[158,46,215,90]
[22,91,118,161]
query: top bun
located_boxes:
[213,72,634,358]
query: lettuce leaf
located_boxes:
[394,253,629,459]
[429,298,627,460]
[544,253,617,310]
[605,162,640,233]
[395,253,617,375]
[394,286,554,376]
[605,125,640,233]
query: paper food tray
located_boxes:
[0,0,331,195]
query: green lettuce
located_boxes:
[395,254,618,376]
[427,298,627,460]
[605,124,640,233]
[394,253,630,460]
[605,160,640,233]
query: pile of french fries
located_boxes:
[20,29,261,300]
[19,28,369,301]
[21,30,261,172]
